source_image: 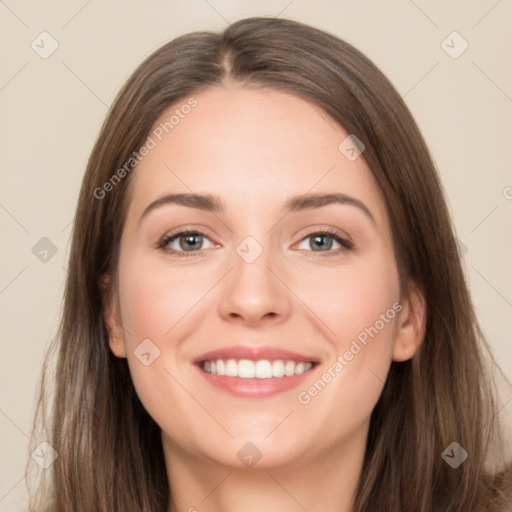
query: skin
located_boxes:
[104,83,426,512]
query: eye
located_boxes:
[295,229,353,256]
[158,229,217,257]
[158,228,353,258]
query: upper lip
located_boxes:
[192,345,319,364]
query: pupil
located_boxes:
[313,234,331,250]
[182,234,201,251]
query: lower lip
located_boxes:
[195,365,315,398]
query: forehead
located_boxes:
[125,84,389,228]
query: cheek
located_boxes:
[116,255,206,438]
[119,254,216,343]
[295,254,400,348]
[293,254,400,416]
[116,254,221,433]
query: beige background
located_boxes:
[1,0,511,509]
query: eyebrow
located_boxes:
[138,192,376,225]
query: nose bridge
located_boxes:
[232,231,280,297]
[217,230,291,324]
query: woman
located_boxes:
[28,16,512,512]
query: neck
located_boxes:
[163,425,368,512]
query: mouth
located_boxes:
[200,358,315,378]
[192,346,319,398]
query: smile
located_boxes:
[201,359,314,378]
[193,345,320,398]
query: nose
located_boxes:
[217,243,292,328]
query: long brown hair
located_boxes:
[28,16,512,511]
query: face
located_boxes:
[105,83,424,470]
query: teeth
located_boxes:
[238,359,255,378]
[272,360,285,378]
[201,359,313,378]
[255,360,272,378]
[225,359,238,377]
[284,360,296,377]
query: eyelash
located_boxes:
[157,228,354,258]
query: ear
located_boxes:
[99,274,127,358]
[392,281,426,362]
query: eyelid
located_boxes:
[293,225,353,246]
[158,224,217,243]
